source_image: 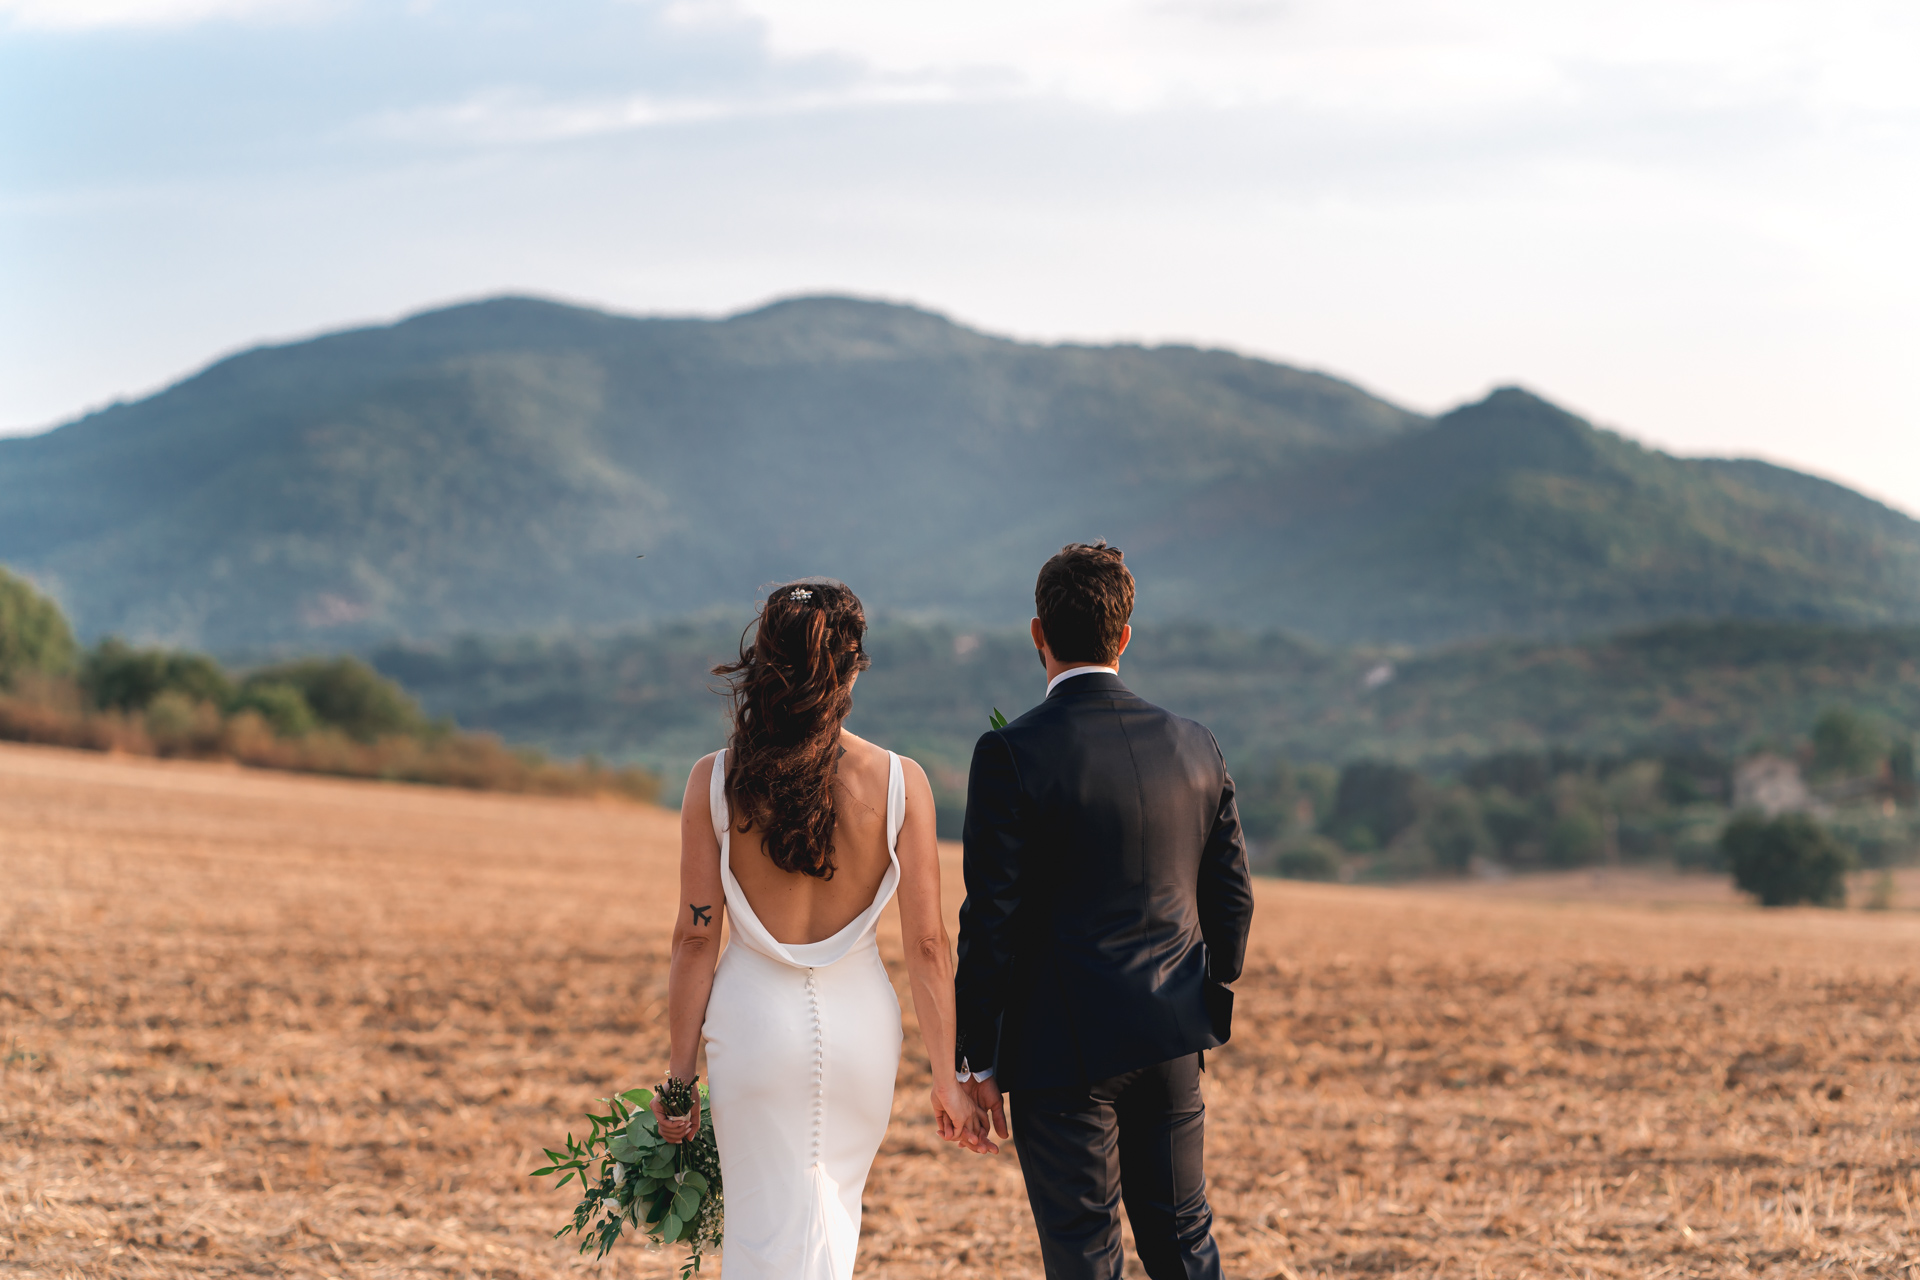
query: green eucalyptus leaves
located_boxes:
[532,1083,722,1277]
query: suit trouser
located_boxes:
[1010,1053,1223,1280]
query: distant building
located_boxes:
[1732,754,1815,816]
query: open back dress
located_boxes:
[701,748,905,1280]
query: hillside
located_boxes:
[1166,390,1920,638]
[3,295,1916,649]
[372,617,1920,819]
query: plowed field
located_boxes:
[5,741,1920,1278]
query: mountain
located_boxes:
[1159,389,1920,639]
[370,618,1920,826]
[2,295,1916,650]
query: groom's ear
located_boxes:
[1029,616,1053,662]
[1114,623,1132,660]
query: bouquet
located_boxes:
[531,1078,722,1277]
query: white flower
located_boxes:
[612,1163,627,1186]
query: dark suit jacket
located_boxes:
[955,671,1255,1091]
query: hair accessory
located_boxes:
[789,587,814,601]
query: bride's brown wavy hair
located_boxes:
[713,579,872,879]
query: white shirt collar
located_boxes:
[1046,665,1119,697]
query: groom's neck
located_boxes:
[1032,618,1132,686]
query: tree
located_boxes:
[0,566,78,688]
[1234,757,1300,843]
[1891,737,1916,806]
[1811,707,1886,780]
[1425,791,1492,874]
[1235,757,1338,843]
[1271,837,1343,882]
[244,657,424,742]
[1323,761,1424,851]
[82,639,233,712]
[1659,750,1729,805]
[1546,809,1607,868]
[231,681,317,737]
[1475,787,1542,863]
[1722,812,1851,907]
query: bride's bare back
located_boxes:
[656,579,991,1280]
[727,730,896,945]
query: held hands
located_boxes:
[930,1077,999,1155]
[963,1077,1008,1146]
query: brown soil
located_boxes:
[4,740,1920,1278]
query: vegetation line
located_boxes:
[0,566,660,802]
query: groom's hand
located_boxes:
[964,1078,1009,1142]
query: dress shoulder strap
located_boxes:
[886,751,906,851]
[709,749,729,845]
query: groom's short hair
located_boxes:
[1035,541,1134,665]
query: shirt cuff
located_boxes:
[955,1058,994,1083]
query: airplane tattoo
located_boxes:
[689,903,713,926]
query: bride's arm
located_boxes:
[894,757,997,1154]
[657,753,726,1142]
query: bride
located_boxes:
[652,579,991,1278]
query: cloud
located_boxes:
[1,0,1917,514]
[364,79,996,148]
[723,0,1920,117]
[0,0,319,28]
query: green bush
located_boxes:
[1271,837,1343,882]
[1670,810,1729,871]
[231,680,317,737]
[1464,751,1555,799]
[1820,807,1916,870]
[1722,811,1852,907]
[144,690,225,755]
[1425,791,1492,874]
[1364,836,1440,881]
[1660,751,1730,805]
[1236,758,1339,844]
[1236,758,1296,841]
[244,657,425,742]
[82,638,233,712]
[1811,707,1886,781]
[1325,761,1424,851]
[0,567,78,688]
[1477,787,1541,862]
[1546,809,1607,868]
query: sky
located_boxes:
[3,0,1917,512]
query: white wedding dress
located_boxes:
[702,749,905,1280]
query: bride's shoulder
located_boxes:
[680,750,723,804]
[895,752,930,788]
[882,748,934,802]
[837,734,932,796]
[840,733,925,774]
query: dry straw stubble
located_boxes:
[4,740,1920,1278]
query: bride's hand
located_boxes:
[651,1085,702,1144]
[931,1077,997,1155]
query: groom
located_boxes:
[954,542,1255,1280]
